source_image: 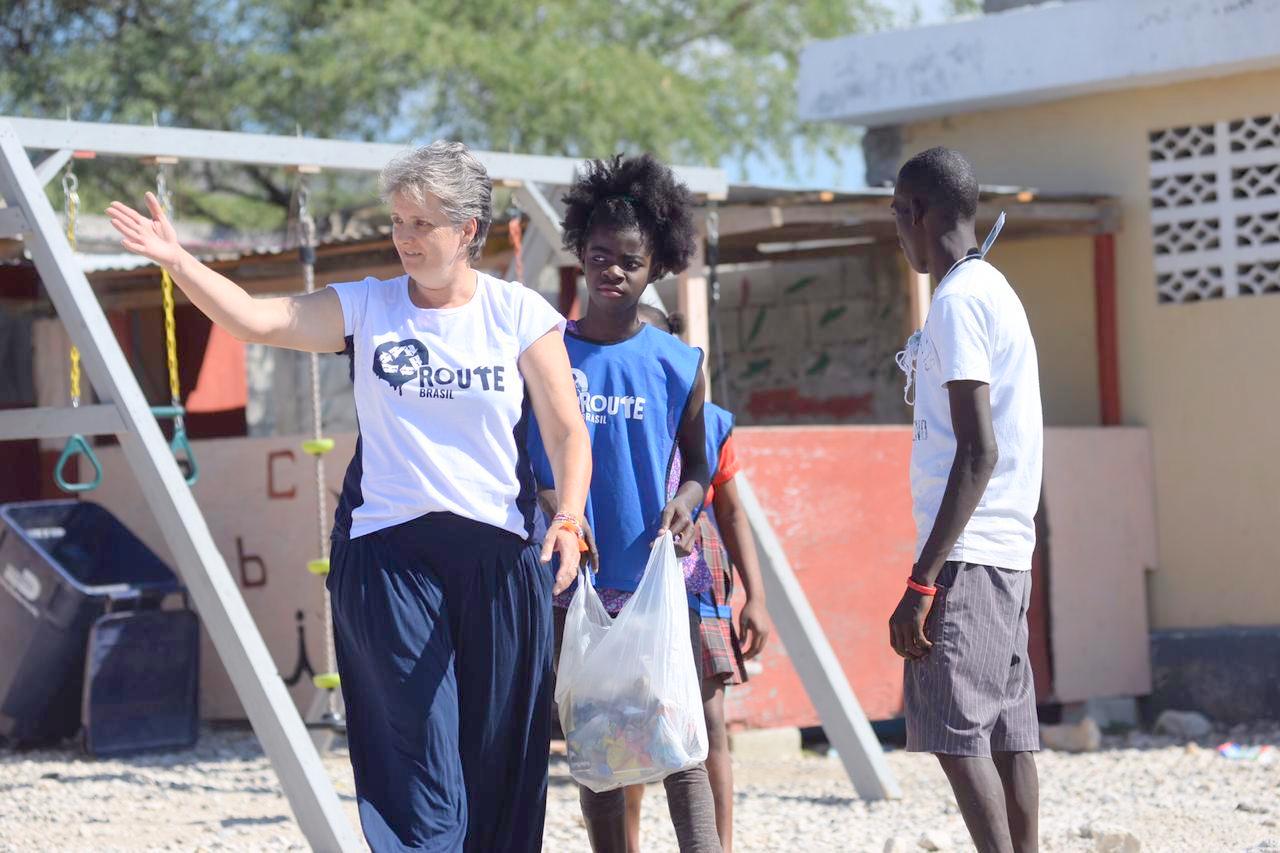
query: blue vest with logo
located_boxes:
[529,324,703,593]
[696,402,735,619]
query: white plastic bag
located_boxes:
[555,533,709,793]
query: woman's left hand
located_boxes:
[541,525,583,595]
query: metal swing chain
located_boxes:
[62,167,82,408]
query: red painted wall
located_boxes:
[725,426,1052,729]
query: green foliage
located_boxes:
[2,0,890,226]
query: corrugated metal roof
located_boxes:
[75,253,153,272]
[4,181,1114,275]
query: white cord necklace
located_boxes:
[896,212,1007,406]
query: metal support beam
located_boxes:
[6,116,728,199]
[735,475,901,801]
[0,405,124,441]
[513,184,577,266]
[506,183,573,291]
[716,199,1118,237]
[504,224,556,290]
[0,120,362,853]
[34,149,73,186]
[0,205,29,240]
[518,232,557,291]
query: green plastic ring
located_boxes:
[170,427,199,486]
[54,433,103,493]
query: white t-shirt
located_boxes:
[329,272,565,539]
[907,258,1043,571]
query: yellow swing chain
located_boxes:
[149,162,199,487]
[53,163,105,493]
[62,167,82,408]
[155,166,183,418]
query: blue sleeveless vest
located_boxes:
[702,402,734,487]
[696,402,735,619]
[529,325,703,593]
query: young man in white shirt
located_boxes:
[888,147,1044,853]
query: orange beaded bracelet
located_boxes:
[552,513,590,553]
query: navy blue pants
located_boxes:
[328,513,554,852]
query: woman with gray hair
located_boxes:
[107,141,592,852]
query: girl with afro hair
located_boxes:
[527,153,720,852]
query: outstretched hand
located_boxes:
[106,192,182,268]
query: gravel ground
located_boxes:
[1,725,1277,852]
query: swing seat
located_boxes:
[313,673,341,690]
[54,434,103,493]
[150,406,199,486]
[169,428,199,486]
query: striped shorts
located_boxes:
[904,561,1040,757]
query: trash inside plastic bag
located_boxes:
[555,533,708,793]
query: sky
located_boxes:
[723,0,961,190]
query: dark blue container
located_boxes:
[0,500,183,745]
[82,608,200,756]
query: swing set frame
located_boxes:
[0,116,894,852]
[52,156,199,495]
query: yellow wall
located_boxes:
[994,236,1100,427]
[905,67,1280,630]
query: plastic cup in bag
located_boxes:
[555,533,709,793]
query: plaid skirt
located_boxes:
[697,513,749,685]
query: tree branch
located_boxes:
[177,193,239,230]
[245,165,293,210]
[662,0,762,54]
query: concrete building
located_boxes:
[798,0,1280,719]
[14,14,1271,721]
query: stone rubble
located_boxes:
[0,723,1277,851]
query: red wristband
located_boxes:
[906,577,937,596]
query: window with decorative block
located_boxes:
[1148,113,1280,304]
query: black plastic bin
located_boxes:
[0,500,184,745]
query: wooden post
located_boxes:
[678,216,711,397]
[905,257,931,332]
[1093,233,1121,425]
